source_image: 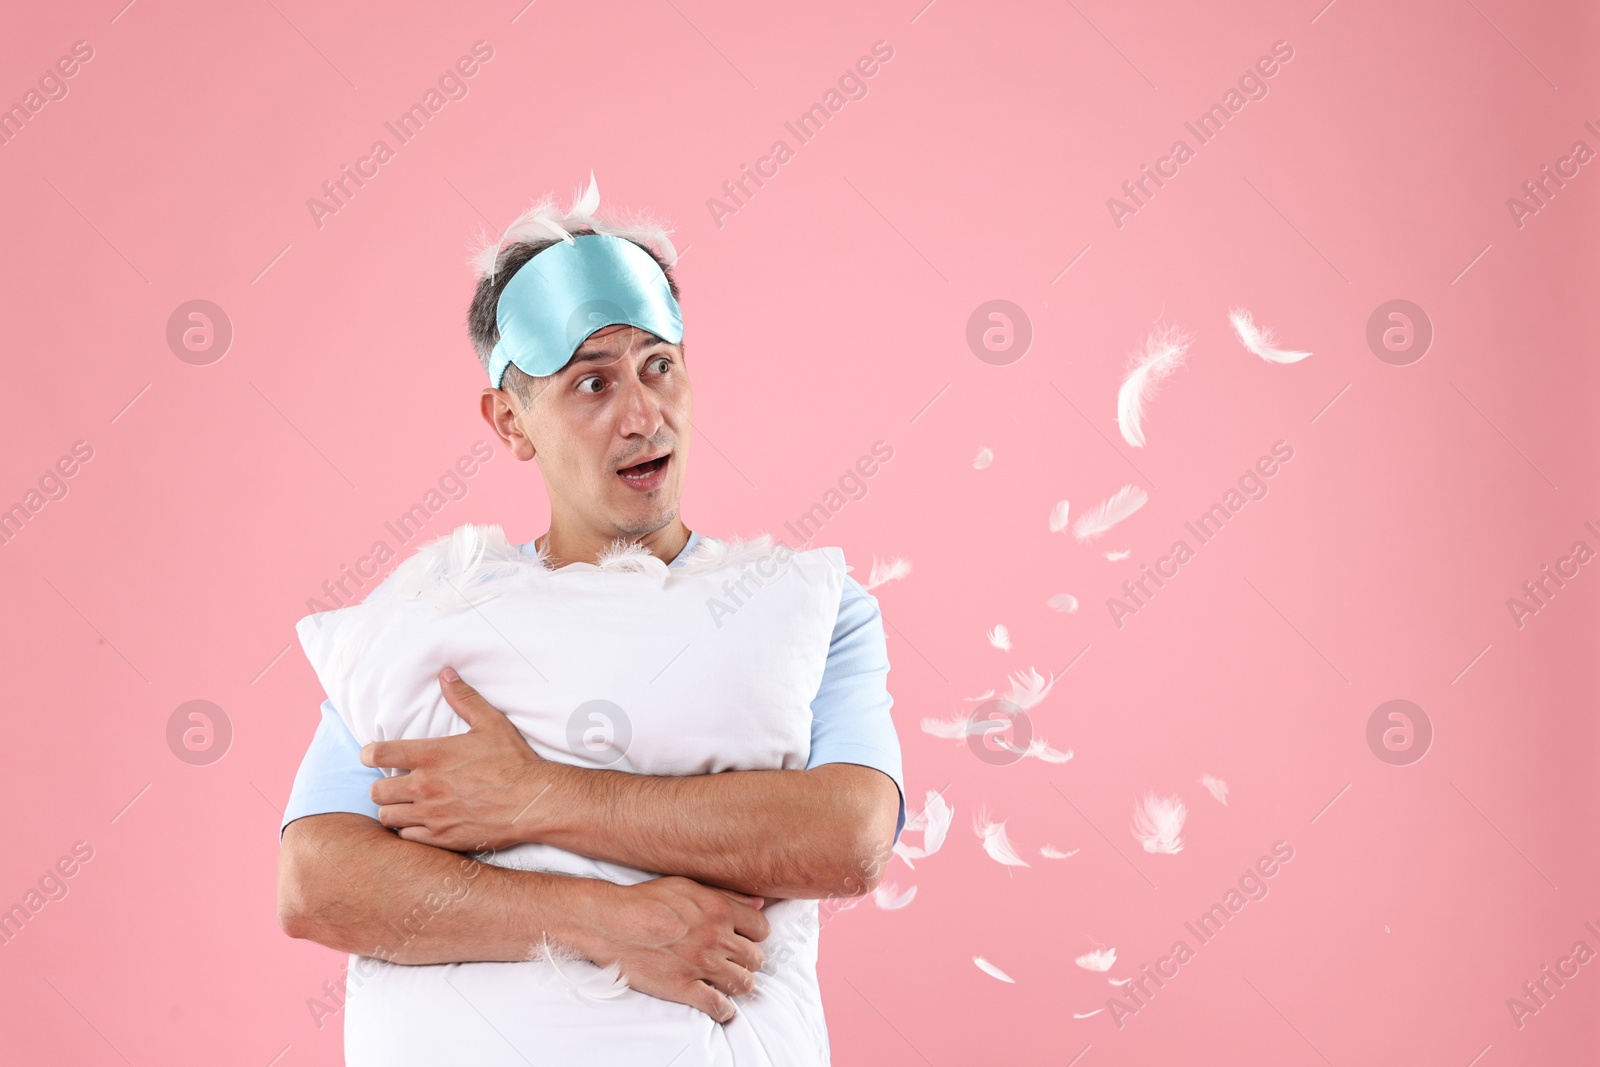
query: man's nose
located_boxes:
[615,375,664,438]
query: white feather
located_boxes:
[1047,593,1079,613]
[1104,549,1130,561]
[1072,484,1148,542]
[920,713,989,740]
[1048,499,1071,532]
[1073,1008,1105,1019]
[864,556,911,590]
[894,790,953,869]
[1040,844,1079,859]
[532,933,631,999]
[1200,774,1229,805]
[1075,947,1116,972]
[965,688,996,701]
[1116,322,1193,447]
[973,446,994,469]
[1005,666,1057,710]
[1131,792,1188,854]
[973,806,1031,867]
[973,956,1016,983]
[872,881,918,910]
[1108,976,1131,987]
[467,168,679,284]
[1228,307,1310,363]
[1021,737,1074,763]
[987,624,1011,651]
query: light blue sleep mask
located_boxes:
[486,232,683,388]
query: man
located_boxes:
[276,177,907,1059]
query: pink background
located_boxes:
[2,0,1596,1063]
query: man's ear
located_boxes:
[480,388,537,461]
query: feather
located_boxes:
[973,956,1016,983]
[865,556,911,590]
[1104,549,1130,561]
[1005,666,1057,710]
[533,933,631,999]
[466,168,679,284]
[1131,792,1188,854]
[1108,977,1131,987]
[987,624,1011,651]
[1116,322,1193,447]
[973,446,994,469]
[920,713,981,740]
[1048,499,1071,533]
[872,881,918,910]
[1228,307,1310,364]
[1039,844,1079,859]
[1072,484,1148,542]
[973,806,1031,867]
[1200,774,1229,805]
[1073,1008,1106,1019]
[965,688,996,701]
[1047,593,1079,613]
[895,790,953,869]
[1075,947,1116,972]
[1021,737,1074,763]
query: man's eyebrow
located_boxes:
[567,335,675,365]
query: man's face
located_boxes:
[513,323,692,539]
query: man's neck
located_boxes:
[535,518,692,569]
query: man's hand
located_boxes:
[364,667,561,851]
[570,876,772,1023]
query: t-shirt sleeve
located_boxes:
[805,573,907,846]
[280,700,383,838]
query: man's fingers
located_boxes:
[725,899,771,943]
[438,667,513,732]
[686,980,738,1024]
[361,739,439,770]
[376,803,427,829]
[370,773,422,806]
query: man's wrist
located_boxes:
[514,759,586,845]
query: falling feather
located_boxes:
[1104,549,1131,561]
[1005,666,1058,710]
[1073,1008,1106,1019]
[920,712,1005,740]
[864,556,911,590]
[1040,844,1079,859]
[1200,774,1229,805]
[974,446,994,469]
[987,624,1011,651]
[1131,792,1187,854]
[873,881,918,910]
[965,688,996,701]
[973,806,1031,867]
[894,790,953,868]
[1075,947,1117,972]
[1072,484,1148,542]
[1108,977,1132,987]
[1021,737,1074,763]
[1116,322,1193,447]
[1049,499,1072,532]
[1228,307,1310,363]
[973,956,1016,983]
[1047,593,1079,613]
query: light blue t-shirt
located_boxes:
[281,531,907,849]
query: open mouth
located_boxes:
[617,453,670,491]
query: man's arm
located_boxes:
[279,813,771,1022]
[372,580,907,900]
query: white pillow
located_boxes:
[296,524,846,1066]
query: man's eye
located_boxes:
[651,356,672,374]
[578,377,604,394]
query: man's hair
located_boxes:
[465,176,681,406]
